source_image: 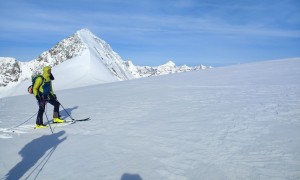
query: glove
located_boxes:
[41,95,47,100]
[36,95,41,101]
[51,94,57,99]
[36,95,45,107]
[50,73,55,80]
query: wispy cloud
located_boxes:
[1,0,299,37]
[1,0,299,65]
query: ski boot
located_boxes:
[53,118,65,123]
[35,124,48,129]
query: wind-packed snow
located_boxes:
[0,58,300,180]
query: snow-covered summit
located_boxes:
[0,29,136,97]
[75,29,133,81]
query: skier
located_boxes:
[33,66,64,128]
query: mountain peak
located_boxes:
[75,29,98,40]
[0,29,134,97]
[76,28,93,35]
[163,61,176,67]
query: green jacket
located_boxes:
[33,66,54,97]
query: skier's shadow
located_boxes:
[5,131,67,180]
[59,106,78,119]
[121,173,143,180]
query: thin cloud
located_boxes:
[0,0,299,65]
[1,0,299,38]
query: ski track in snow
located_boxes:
[0,59,300,179]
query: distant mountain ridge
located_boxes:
[125,60,211,78]
[0,29,210,97]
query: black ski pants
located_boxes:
[36,97,60,125]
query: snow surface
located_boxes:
[0,58,300,179]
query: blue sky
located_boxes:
[0,0,299,66]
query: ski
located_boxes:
[32,118,91,130]
[71,117,91,122]
[62,117,91,124]
[46,118,90,125]
[63,117,90,123]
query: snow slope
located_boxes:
[0,58,300,179]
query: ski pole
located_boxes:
[44,102,54,134]
[56,100,75,121]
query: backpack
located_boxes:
[28,75,44,94]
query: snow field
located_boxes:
[0,58,300,179]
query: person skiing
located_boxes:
[33,66,64,128]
